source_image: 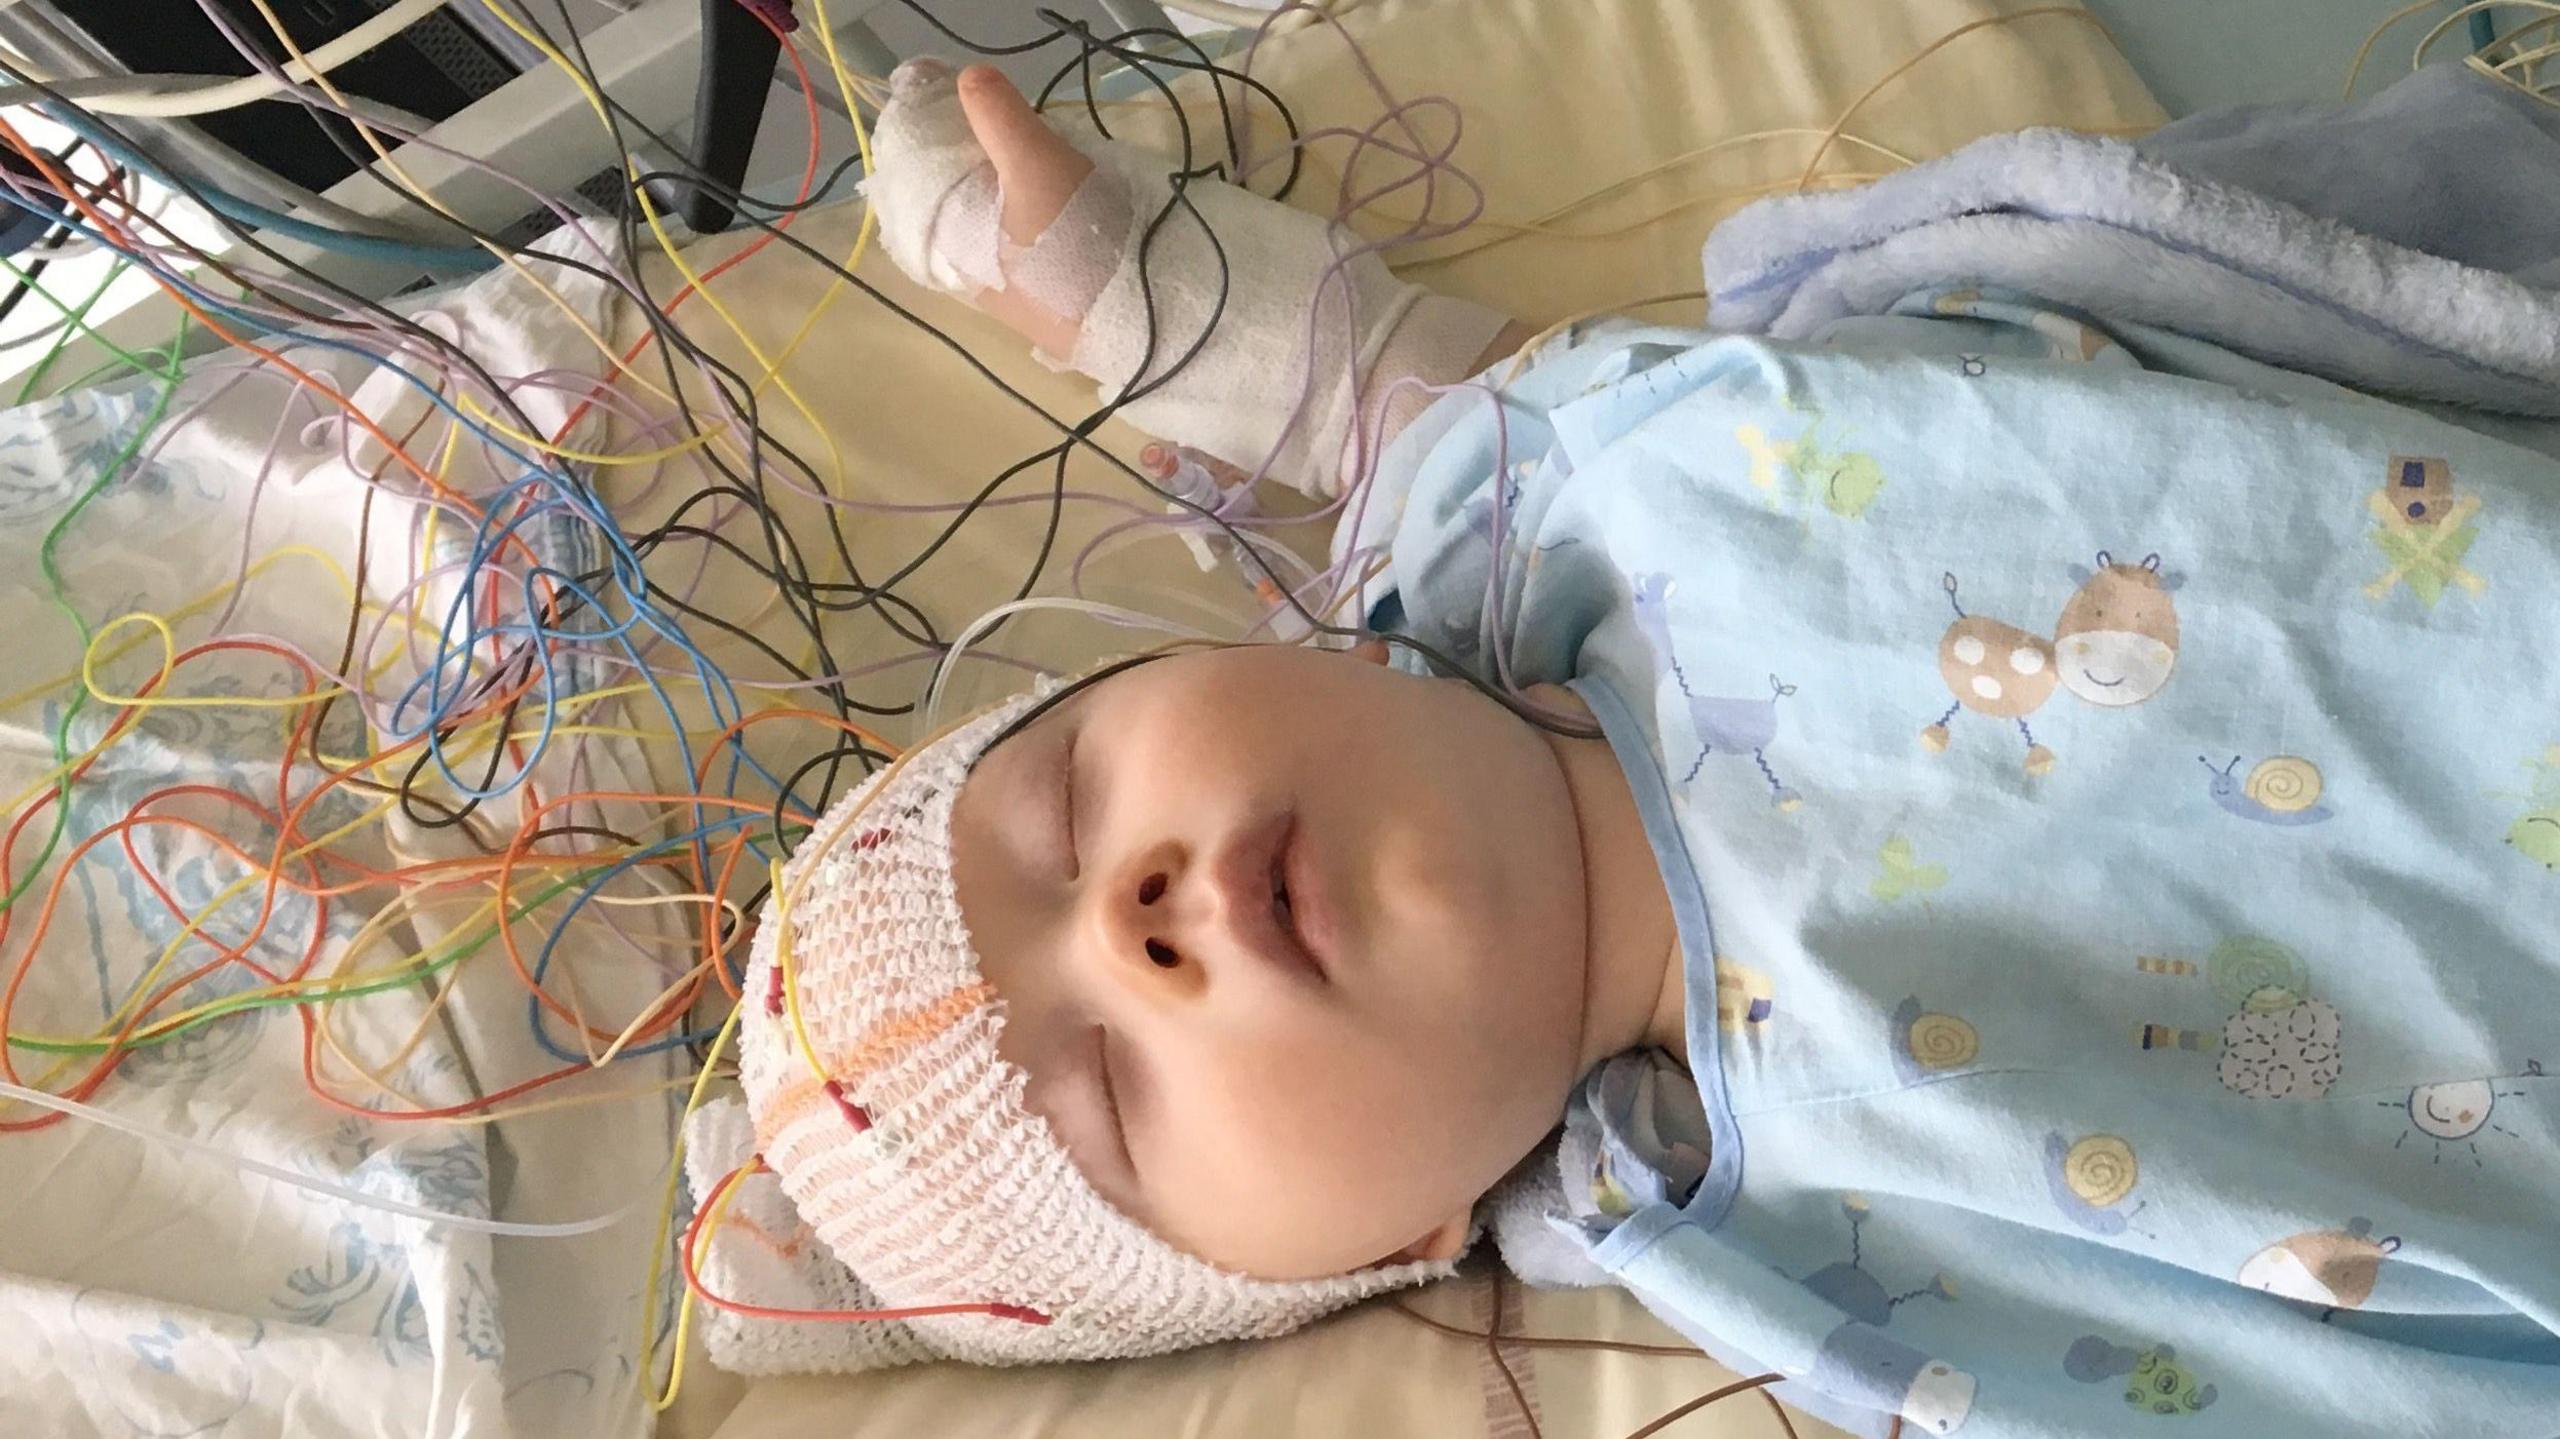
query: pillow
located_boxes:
[704,1271,1815,1439]
[627,1,2163,1434]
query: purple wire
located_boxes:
[185,0,634,281]
[157,0,1525,774]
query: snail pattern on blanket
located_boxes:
[1342,310,2560,1439]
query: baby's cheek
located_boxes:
[1181,1030,1423,1180]
[1143,1043,1433,1276]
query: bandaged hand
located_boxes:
[864,61,1512,500]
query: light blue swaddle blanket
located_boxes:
[1342,306,2560,1438]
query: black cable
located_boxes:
[478,4,1592,742]
[0,0,1593,854]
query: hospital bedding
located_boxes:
[0,0,2163,1436]
[664,0,2160,1431]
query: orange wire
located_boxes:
[0,17,857,1134]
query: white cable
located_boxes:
[0,0,452,119]
[0,73,439,133]
[1153,0,1299,28]
[0,1079,634,1237]
[925,597,1222,723]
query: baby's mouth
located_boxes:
[1266,815,1329,983]
[1269,838,1311,962]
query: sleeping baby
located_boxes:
[698,61,2560,1437]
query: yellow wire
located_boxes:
[751,0,882,410]
[312,720,690,768]
[771,855,825,1083]
[2428,3,2560,108]
[11,887,495,1052]
[2348,0,2560,105]
[660,1153,753,1411]
[12,711,694,1074]
[81,611,345,709]
[470,1,856,494]
[18,787,403,1090]
[643,999,746,1413]
[591,950,731,1069]
[1796,6,2127,194]
[244,0,898,532]
[20,686,803,1065]
[1377,131,1915,268]
[2348,0,2491,97]
[0,544,360,715]
[1406,173,1882,272]
[237,0,691,431]
[451,389,733,466]
[1500,290,1711,386]
[12,819,740,1109]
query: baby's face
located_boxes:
[949,644,1593,1281]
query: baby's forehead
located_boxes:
[975,654,1168,755]
[975,680,1087,760]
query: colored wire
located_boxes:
[0,0,458,119]
[0,1077,634,1235]
[0,10,2076,1435]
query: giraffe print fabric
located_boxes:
[1335,306,2560,1438]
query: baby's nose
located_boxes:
[1100,848,1205,995]
[1134,871,1180,969]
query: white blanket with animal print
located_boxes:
[0,233,680,1439]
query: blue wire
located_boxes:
[389,464,789,801]
[2471,10,2498,52]
[525,811,795,1061]
[1,178,833,1064]
[0,186,795,817]
[34,102,493,275]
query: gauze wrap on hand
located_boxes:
[863,60,1505,498]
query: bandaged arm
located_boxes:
[865,62,1517,500]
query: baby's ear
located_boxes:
[1378,1210,1473,1267]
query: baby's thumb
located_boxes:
[955,66,1096,245]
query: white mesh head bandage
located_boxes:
[724,690,1457,1371]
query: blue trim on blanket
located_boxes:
[1568,676,1746,1246]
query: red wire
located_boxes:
[0,15,848,1133]
[551,15,828,444]
[680,1160,1052,1327]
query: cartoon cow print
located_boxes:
[1923,552,2183,774]
[1632,574,1803,810]
[2133,936,2341,1100]
[2238,1218,2400,1320]
[1796,1196,1977,1435]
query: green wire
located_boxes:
[7,805,809,1054]
[4,869,591,1057]
[53,345,178,397]
[0,247,798,1068]
[9,248,158,404]
[0,309,188,927]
